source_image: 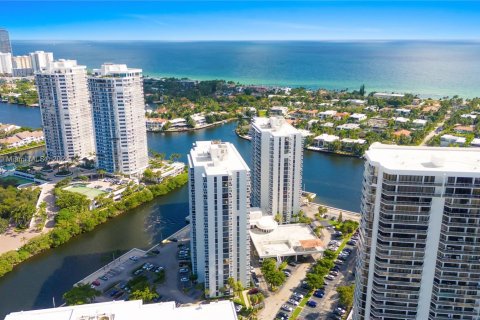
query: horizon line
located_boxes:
[10,38,480,42]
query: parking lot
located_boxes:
[77,226,200,305]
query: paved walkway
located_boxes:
[302,202,360,223]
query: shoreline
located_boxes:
[148,118,236,133]
[234,129,363,159]
[0,142,45,156]
[0,172,188,279]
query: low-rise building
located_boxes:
[373,92,405,99]
[471,138,480,147]
[0,130,44,149]
[270,106,288,116]
[336,123,360,131]
[333,112,350,121]
[0,136,22,148]
[394,117,410,124]
[412,119,427,127]
[191,114,206,126]
[440,134,466,146]
[461,113,477,120]
[4,300,238,320]
[320,122,335,128]
[0,123,20,133]
[346,99,366,105]
[318,110,337,119]
[349,113,367,122]
[453,125,475,134]
[366,117,389,133]
[393,129,411,137]
[145,118,168,131]
[395,108,411,116]
[169,118,187,129]
[341,138,366,152]
[313,134,339,149]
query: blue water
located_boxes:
[0,102,42,128]
[11,40,480,98]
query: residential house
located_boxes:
[395,108,411,116]
[270,106,288,116]
[146,118,168,131]
[313,134,339,149]
[349,113,367,123]
[461,114,477,121]
[333,112,350,121]
[373,92,405,99]
[412,119,427,128]
[394,117,410,125]
[341,138,366,152]
[307,119,319,129]
[169,118,188,129]
[0,123,20,133]
[346,99,366,105]
[191,114,206,126]
[318,110,337,119]
[440,134,466,146]
[470,138,480,147]
[453,125,475,134]
[336,123,360,131]
[367,118,389,133]
[393,129,411,137]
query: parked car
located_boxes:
[276,312,288,320]
[325,275,335,281]
[100,275,108,281]
[293,292,304,299]
[288,261,297,267]
[292,295,302,302]
[347,240,357,245]
[180,277,189,282]
[92,280,100,286]
[335,307,347,315]
[283,270,291,277]
[129,256,138,262]
[179,267,189,273]
[313,290,325,298]
[334,260,344,265]
[281,304,293,312]
[330,271,339,276]
[306,300,317,308]
[288,298,299,306]
[234,304,242,313]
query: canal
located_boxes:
[0,104,364,317]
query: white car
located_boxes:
[325,275,335,281]
[293,292,304,299]
[281,304,293,312]
[287,298,299,306]
[180,277,189,282]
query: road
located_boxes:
[420,113,449,146]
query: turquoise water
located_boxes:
[12,40,480,98]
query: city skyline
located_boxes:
[1,1,480,41]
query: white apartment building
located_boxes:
[251,117,303,223]
[0,52,12,75]
[35,59,95,160]
[30,51,53,73]
[188,141,251,298]
[88,64,148,176]
[354,143,480,320]
[12,55,33,77]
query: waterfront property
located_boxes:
[248,208,325,259]
[353,143,480,320]
[35,59,95,160]
[251,117,303,223]
[188,141,251,298]
[4,300,238,320]
[89,64,149,176]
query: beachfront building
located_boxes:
[373,92,405,99]
[12,55,33,77]
[0,52,12,75]
[251,117,303,223]
[4,300,238,320]
[35,59,95,159]
[188,141,251,297]
[353,143,480,320]
[30,51,54,73]
[88,64,148,176]
[0,28,12,54]
[313,133,339,150]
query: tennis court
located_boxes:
[64,185,106,200]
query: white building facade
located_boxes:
[353,143,480,320]
[35,59,95,159]
[188,141,251,297]
[30,51,54,73]
[88,64,148,175]
[0,52,12,75]
[251,117,303,223]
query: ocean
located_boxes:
[11,40,480,98]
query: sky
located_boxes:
[1,1,480,41]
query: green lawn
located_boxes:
[64,185,106,200]
[0,176,33,187]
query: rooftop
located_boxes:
[92,63,142,77]
[366,143,480,174]
[252,117,301,136]
[249,209,324,258]
[189,140,250,175]
[4,300,238,320]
